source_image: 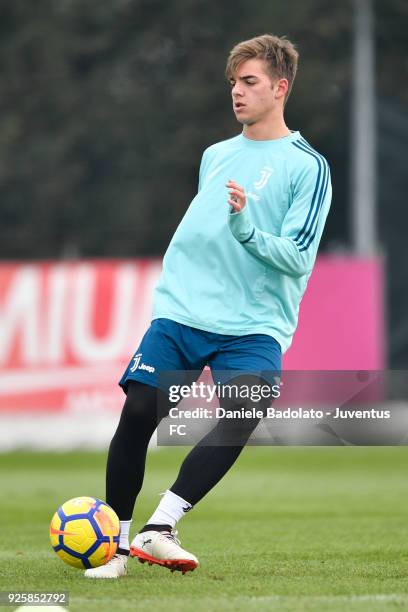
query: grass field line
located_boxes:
[243,594,407,602]
[72,594,408,603]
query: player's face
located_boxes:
[229,58,285,126]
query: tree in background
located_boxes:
[0,0,406,363]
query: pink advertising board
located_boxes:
[0,256,384,413]
[284,255,384,370]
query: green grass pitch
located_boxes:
[1,447,408,611]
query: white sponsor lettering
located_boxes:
[0,266,41,365]
[138,362,155,374]
[0,261,162,375]
[44,265,68,363]
[70,263,137,362]
[247,191,261,203]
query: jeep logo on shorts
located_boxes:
[138,362,155,374]
[130,353,155,374]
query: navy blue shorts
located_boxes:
[119,318,281,394]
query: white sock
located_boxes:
[146,490,192,529]
[119,519,132,551]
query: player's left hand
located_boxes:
[226,180,246,212]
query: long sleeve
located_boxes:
[228,155,332,278]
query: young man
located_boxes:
[85,33,331,579]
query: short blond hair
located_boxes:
[226,34,299,101]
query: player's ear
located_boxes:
[274,78,289,100]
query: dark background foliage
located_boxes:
[0,0,406,363]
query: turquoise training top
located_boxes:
[152,131,332,353]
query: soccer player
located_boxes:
[85,33,332,579]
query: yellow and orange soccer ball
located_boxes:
[50,496,120,569]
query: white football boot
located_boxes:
[84,553,128,579]
[130,530,199,574]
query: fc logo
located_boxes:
[254,166,273,190]
[130,353,142,373]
